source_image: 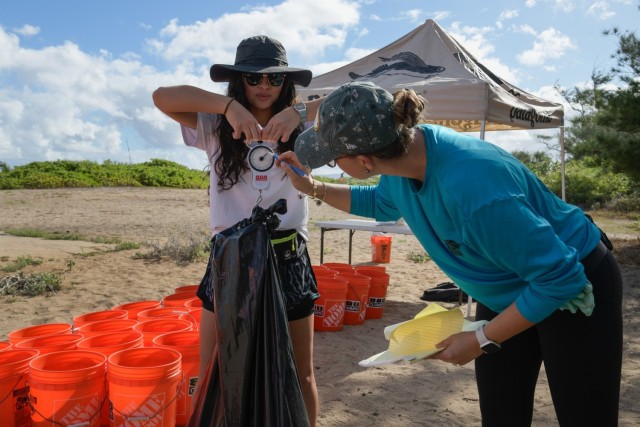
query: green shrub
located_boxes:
[0,272,62,296]
[1,256,43,273]
[0,159,208,189]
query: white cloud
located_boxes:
[401,9,424,23]
[553,0,576,12]
[498,9,519,21]
[517,27,577,67]
[496,9,518,29]
[147,0,361,63]
[14,24,40,36]
[430,11,451,21]
[0,0,366,168]
[514,24,538,36]
[526,0,537,7]
[586,1,616,19]
[448,22,520,84]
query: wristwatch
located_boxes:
[475,326,501,354]
[293,102,307,123]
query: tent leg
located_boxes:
[560,126,566,201]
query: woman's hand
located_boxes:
[275,151,313,193]
[261,106,301,143]
[224,99,263,143]
[429,331,484,366]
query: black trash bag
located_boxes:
[188,199,309,427]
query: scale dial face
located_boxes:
[247,145,275,172]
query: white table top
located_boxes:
[315,219,414,235]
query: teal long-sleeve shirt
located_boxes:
[350,124,601,323]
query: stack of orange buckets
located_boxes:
[1,264,392,425]
[312,263,390,332]
[0,283,202,427]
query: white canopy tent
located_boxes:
[299,19,567,199]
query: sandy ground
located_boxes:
[0,187,638,426]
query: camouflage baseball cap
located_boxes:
[295,81,397,170]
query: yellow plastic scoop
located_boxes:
[359,303,487,367]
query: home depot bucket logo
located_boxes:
[368,297,385,308]
[345,300,360,313]
[43,394,103,427]
[110,393,166,427]
[323,299,345,327]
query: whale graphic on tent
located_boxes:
[348,52,445,81]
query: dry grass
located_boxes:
[611,237,640,267]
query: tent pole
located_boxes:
[560,126,566,201]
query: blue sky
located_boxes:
[1,0,637,173]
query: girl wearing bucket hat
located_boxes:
[277,81,622,427]
[153,35,322,425]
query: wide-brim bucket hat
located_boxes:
[210,35,312,87]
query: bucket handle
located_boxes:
[170,309,199,331]
[110,371,185,423]
[347,283,368,307]
[0,373,25,405]
[27,373,109,427]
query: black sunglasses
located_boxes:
[327,156,347,167]
[242,73,286,87]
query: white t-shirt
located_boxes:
[181,112,309,240]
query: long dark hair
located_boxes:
[212,73,303,191]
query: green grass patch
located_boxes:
[407,251,432,263]
[134,233,211,265]
[4,228,135,246]
[1,255,43,273]
[114,242,141,251]
[0,272,62,296]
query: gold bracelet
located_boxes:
[310,180,318,199]
[319,181,327,202]
[222,98,234,115]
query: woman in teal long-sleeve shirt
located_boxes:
[277,81,623,427]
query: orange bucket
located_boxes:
[0,349,39,427]
[183,300,202,331]
[29,350,107,427]
[184,297,202,308]
[73,309,128,329]
[0,342,12,352]
[371,233,392,263]
[337,272,371,326]
[15,333,84,355]
[77,331,144,356]
[107,348,182,426]
[75,319,139,338]
[162,292,197,308]
[358,265,387,273]
[112,300,161,320]
[314,277,348,332]
[152,331,200,426]
[77,331,144,427]
[7,323,72,345]
[137,306,191,322]
[313,268,337,279]
[174,284,199,295]
[322,262,353,270]
[322,262,354,275]
[355,267,390,319]
[134,319,193,347]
